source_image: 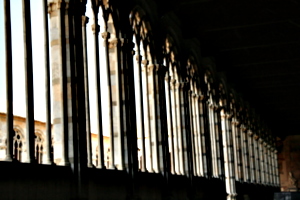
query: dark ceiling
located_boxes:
[155,0,300,138]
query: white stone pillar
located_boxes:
[232,119,239,180]
[103,32,123,170]
[48,0,74,166]
[165,75,175,173]
[253,135,260,183]
[179,82,189,175]
[208,95,218,177]
[191,91,200,176]
[170,79,180,174]
[267,144,273,186]
[221,111,237,200]
[175,81,184,174]
[259,138,266,184]
[145,62,158,172]
[199,95,208,177]
[195,94,204,176]
[263,141,269,184]
[248,130,256,182]
[241,125,250,182]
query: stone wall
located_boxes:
[278,135,300,191]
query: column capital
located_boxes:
[180,81,187,89]
[240,124,247,131]
[91,24,100,34]
[174,82,180,89]
[48,1,69,13]
[101,31,111,40]
[199,94,205,101]
[247,130,253,136]
[254,134,259,141]
[135,55,142,62]
[142,59,149,66]
[108,38,118,48]
[82,16,89,26]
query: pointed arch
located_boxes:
[130,6,162,173]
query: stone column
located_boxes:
[199,95,208,177]
[232,119,242,181]
[170,79,180,174]
[208,96,218,177]
[248,130,256,182]
[267,144,273,186]
[4,0,14,162]
[259,137,266,184]
[214,104,223,177]
[241,125,250,182]
[150,64,165,173]
[195,93,204,176]
[102,31,123,169]
[179,82,189,175]
[190,91,198,176]
[141,58,152,171]
[165,75,175,174]
[270,146,276,186]
[263,141,269,184]
[81,15,93,168]
[48,0,74,166]
[175,81,184,175]
[253,134,261,183]
[146,62,156,172]
[221,111,237,200]
[188,89,197,176]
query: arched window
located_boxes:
[130,8,159,173]
[187,57,205,177]
[13,127,24,162]
[204,71,223,178]
[86,0,128,170]
[163,36,187,175]
[229,92,244,181]
[34,131,44,164]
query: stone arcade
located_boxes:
[1,0,294,199]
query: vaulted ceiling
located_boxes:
[155,0,300,138]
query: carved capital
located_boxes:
[108,38,118,48]
[135,55,141,62]
[82,16,89,26]
[142,59,148,66]
[91,24,100,34]
[101,31,110,40]
[180,82,186,89]
[240,124,246,131]
[248,130,253,136]
[231,119,239,126]
[174,82,180,89]
[147,64,155,72]
[170,78,176,85]
[199,95,205,101]
[48,0,70,12]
